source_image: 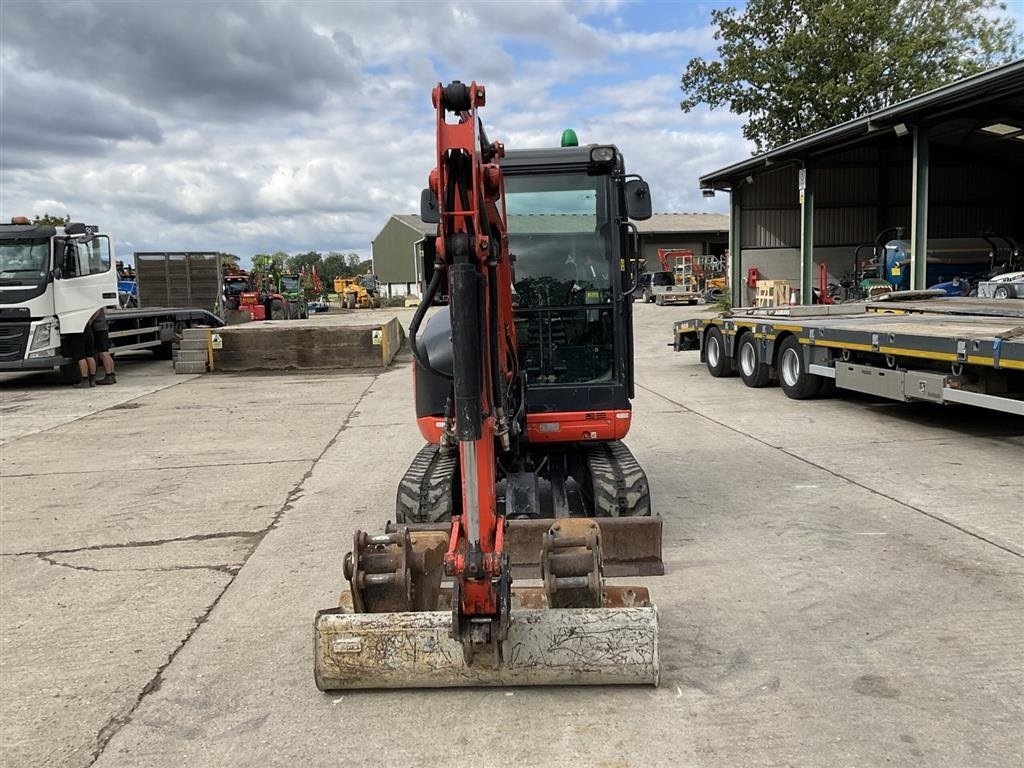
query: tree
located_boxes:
[285,250,323,274]
[680,0,1019,153]
[33,213,70,226]
[320,251,350,283]
[220,253,241,271]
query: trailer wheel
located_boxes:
[777,336,822,399]
[737,333,772,388]
[704,326,734,378]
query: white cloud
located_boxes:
[0,0,731,262]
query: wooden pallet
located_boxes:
[755,280,791,307]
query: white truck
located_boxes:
[0,219,221,381]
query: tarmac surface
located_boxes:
[1,303,1022,767]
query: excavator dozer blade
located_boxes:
[314,587,659,690]
[389,516,664,577]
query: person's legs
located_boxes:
[94,331,116,384]
[82,331,96,385]
[64,333,92,387]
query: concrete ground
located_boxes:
[1,304,1021,768]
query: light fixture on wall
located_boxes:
[893,123,910,137]
[702,188,716,198]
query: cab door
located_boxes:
[53,234,118,333]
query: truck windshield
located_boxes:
[0,238,50,285]
[279,276,300,292]
[505,172,615,384]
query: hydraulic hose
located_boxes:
[408,267,452,380]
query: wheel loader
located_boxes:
[334,275,382,309]
[314,81,663,689]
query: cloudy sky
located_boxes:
[3,0,1013,265]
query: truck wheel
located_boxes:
[737,333,772,388]
[704,326,734,378]
[688,299,698,305]
[993,286,1010,299]
[645,291,654,304]
[371,297,381,309]
[655,295,663,306]
[777,336,823,399]
[270,299,286,320]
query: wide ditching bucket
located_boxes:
[314,521,660,690]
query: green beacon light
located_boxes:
[560,129,579,147]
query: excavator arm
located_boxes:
[428,81,517,662]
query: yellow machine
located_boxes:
[334,276,382,309]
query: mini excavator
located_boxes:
[314,81,661,689]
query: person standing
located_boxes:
[92,308,116,385]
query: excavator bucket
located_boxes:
[313,524,659,690]
[314,587,658,690]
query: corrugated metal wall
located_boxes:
[737,142,1022,255]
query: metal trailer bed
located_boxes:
[107,307,223,357]
[673,295,1024,415]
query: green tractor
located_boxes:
[276,272,310,319]
[251,255,307,320]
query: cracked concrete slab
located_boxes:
[0,357,195,446]
[0,373,374,475]
[3,305,1022,768]
[38,535,257,573]
[88,319,1024,768]
[0,463,304,554]
[0,553,232,768]
[0,360,376,768]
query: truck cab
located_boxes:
[0,220,116,371]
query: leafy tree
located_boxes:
[681,0,1019,152]
[220,253,241,270]
[320,251,350,283]
[285,250,323,274]
[33,213,70,226]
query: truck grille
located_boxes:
[0,323,30,362]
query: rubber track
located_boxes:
[585,441,651,517]
[395,443,458,523]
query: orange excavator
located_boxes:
[314,81,661,689]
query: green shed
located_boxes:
[371,214,436,297]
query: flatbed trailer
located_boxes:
[105,307,223,359]
[673,294,1024,416]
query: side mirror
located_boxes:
[64,222,95,243]
[420,189,439,224]
[624,179,652,221]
